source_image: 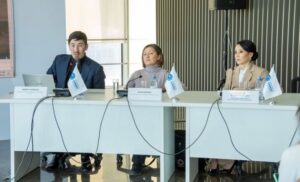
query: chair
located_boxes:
[291,76,300,93]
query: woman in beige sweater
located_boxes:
[207,40,268,174]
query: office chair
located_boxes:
[291,76,300,93]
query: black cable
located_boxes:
[289,119,299,147]
[50,97,78,163]
[51,97,85,164]
[216,99,252,161]
[51,96,122,165]
[94,97,124,154]
[7,96,53,182]
[144,157,156,167]
[125,96,220,156]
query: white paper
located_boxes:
[128,88,162,101]
[14,86,48,98]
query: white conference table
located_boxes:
[1,90,300,182]
[175,91,300,182]
[0,90,175,181]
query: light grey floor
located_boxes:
[1,140,275,182]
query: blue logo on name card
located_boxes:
[70,73,75,80]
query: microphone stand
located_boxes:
[217,78,226,90]
[116,75,142,97]
[224,10,228,74]
[218,10,229,90]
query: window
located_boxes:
[86,41,124,86]
[0,0,14,77]
[128,0,156,74]
[65,0,155,87]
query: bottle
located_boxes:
[255,76,264,101]
[255,76,263,90]
[150,76,158,88]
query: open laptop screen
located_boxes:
[22,74,55,94]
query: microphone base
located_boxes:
[53,88,71,97]
[116,89,128,97]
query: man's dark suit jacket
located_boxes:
[47,54,105,89]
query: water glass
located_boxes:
[140,80,147,88]
[112,79,119,94]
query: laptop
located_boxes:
[22,74,56,94]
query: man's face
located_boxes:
[68,39,88,61]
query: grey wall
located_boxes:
[0,0,66,140]
[157,0,300,122]
[157,0,300,92]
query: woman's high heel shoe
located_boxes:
[208,168,218,175]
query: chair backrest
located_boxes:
[291,76,300,93]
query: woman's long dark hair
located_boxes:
[237,40,259,61]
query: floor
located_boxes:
[1,140,275,182]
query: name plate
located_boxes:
[14,86,48,99]
[222,90,259,104]
[128,88,162,101]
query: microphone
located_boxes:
[117,75,142,97]
[64,59,76,88]
[217,66,235,91]
[218,66,234,96]
[125,75,142,89]
[217,78,226,91]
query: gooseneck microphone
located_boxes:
[229,66,235,90]
[217,78,226,91]
[125,75,143,89]
[218,66,234,97]
[117,75,143,97]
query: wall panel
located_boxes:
[157,0,300,92]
